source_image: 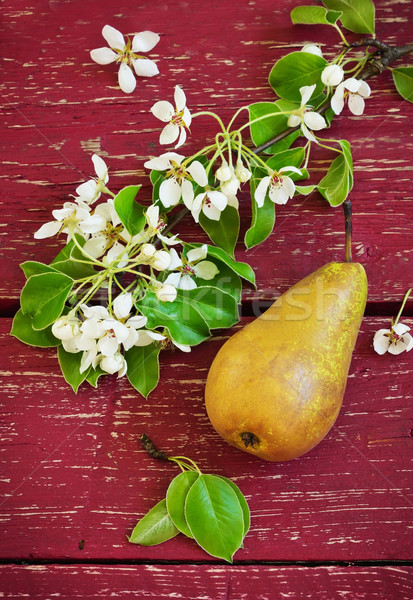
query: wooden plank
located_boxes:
[1,565,413,599]
[1,0,412,307]
[1,316,412,562]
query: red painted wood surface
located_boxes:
[1,0,412,597]
[1,565,413,600]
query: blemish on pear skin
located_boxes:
[240,432,260,448]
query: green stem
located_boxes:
[394,288,412,326]
[236,109,292,134]
[191,110,226,133]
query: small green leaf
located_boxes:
[217,476,250,539]
[245,168,275,250]
[201,245,256,286]
[194,258,242,303]
[57,345,89,394]
[50,237,96,280]
[295,184,316,195]
[166,471,200,538]
[317,140,353,207]
[113,185,146,236]
[181,286,239,330]
[10,309,60,348]
[248,102,289,148]
[269,52,327,102]
[291,5,342,26]
[199,205,239,259]
[266,147,305,171]
[125,343,161,398]
[392,67,413,103]
[185,474,244,563]
[139,291,210,346]
[20,272,73,330]
[322,0,375,34]
[86,365,106,388]
[129,499,179,546]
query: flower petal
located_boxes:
[168,248,183,270]
[179,274,197,290]
[300,84,316,107]
[34,220,62,239]
[90,47,117,65]
[209,190,228,212]
[254,176,270,207]
[301,43,323,57]
[174,85,186,112]
[160,123,180,146]
[182,107,192,128]
[172,340,191,352]
[118,62,136,94]
[321,64,344,87]
[159,177,182,207]
[175,126,187,149]
[187,161,208,186]
[392,323,410,336]
[348,94,365,116]
[331,86,345,115]
[202,202,221,221]
[373,330,391,354]
[193,260,219,280]
[388,340,409,355]
[76,180,98,201]
[164,273,181,288]
[151,100,175,122]
[144,152,184,171]
[181,178,194,208]
[269,186,289,205]
[304,111,327,131]
[79,214,106,234]
[279,166,302,175]
[358,80,371,99]
[114,292,133,320]
[343,77,361,93]
[287,114,301,128]
[133,58,159,78]
[281,176,296,198]
[102,25,125,50]
[301,122,317,143]
[82,234,107,258]
[187,245,207,263]
[131,31,160,52]
[92,154,108,180]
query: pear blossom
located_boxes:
[301,43,323,57]
[90,25,160,94]
[33,200,92,241]
[144,152,207,208]
[75,154,110,205]
[52,313,81,341]
[102,241,129,269]
[156,283,178,303]
[164,245,219,291]
[151,250,171,271]
[215,159,251,209]
[287,84,327,142]
[373,323,413,355]
[331,78,371,116]
[142,204,180,246]
[255,166,302,207]
[185,190,227,223]
[150,85,192,149]
[321,64,344,87]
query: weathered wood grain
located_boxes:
[0,0,412,308]
[1,317,412,562]
[1,565,413,599]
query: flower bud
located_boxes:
[156,284,177,303]
[215,160,232,182]
[151,250,171,271]
[321,64,344,87]
[235,160,252,183]
[301,43,323,57]
[52,315,80,341]
[140,243,156,258]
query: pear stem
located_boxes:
[343,198,353,263]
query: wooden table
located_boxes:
[1,0,412,597]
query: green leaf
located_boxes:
[266,147,305,171]
[295,184,316,195]
[166,471,200,538]
[217,476,250,539]
[51,237,96,279]
[20,272,73,330]
[114,185,146,236]
[129,499,180,546]
[245,168,275,250]
[248,102,289,148]
[86,365,106,388]
[322,0,375,34]
[263,130,301,155]
[392,67,413,103]
[21,261,58,278]
[269,52,327,102]
[194,258,242,303]
[291,5,342,25]
[10,309,60,347]
[181,286,239,330]
[201,245,256,286]
[139,291,210,346]
[199,205,239,259]
[317,140,353,207]
[125,343,161,398]
[57,345,89,393]
[185,474,244,563]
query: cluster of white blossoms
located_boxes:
[90,25,160,94]
[52,293,164,377]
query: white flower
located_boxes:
[82,199,127,260]
[373,323,413,355]
[215,159,251,210]
[255,166,302,207]
[321,64,344,87]
[164,245,219,291]
[287,84,327,142]
[90,25,160,94]
[144,152,207,209]
[75,154,110,205]
[150,85,192,149]
[142,204,180,246]
[185,190,227,223]
[151,250,171,271]
[100,352,127,377]
[156,283,178,303]
[331,78,371,116]
[34,201,91,241]
[102,241,129,269]
[301,43,323,57]
[52,313,81,341]
[235,159,252,183]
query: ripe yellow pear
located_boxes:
[205,262,367,461]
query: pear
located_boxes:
[205,262,367,461]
